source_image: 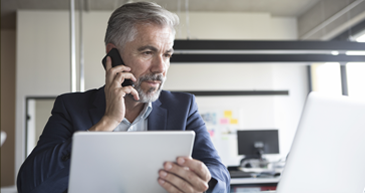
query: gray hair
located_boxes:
[104,2,179,48]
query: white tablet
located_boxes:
[68,131,195,193]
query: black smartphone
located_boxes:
[102,48,134,87]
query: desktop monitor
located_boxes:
[237,130,279,159]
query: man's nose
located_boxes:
[151,55,167,74]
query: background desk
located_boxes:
[230,177,279,193]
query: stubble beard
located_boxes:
[129,73,165,103]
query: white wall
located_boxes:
[16,11,72,175]
[164,63,308,165]
[175,12,297,40]
[15,9,306,174]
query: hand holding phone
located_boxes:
[102,48,134,87]
[90,48,139,132]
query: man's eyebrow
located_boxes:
[137,45,158,52]
[137,46,174,53]
[166,48,174,53]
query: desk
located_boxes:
[230,177,279,193]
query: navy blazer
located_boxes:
[17,87,230,193]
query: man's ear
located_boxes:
[106,43,117,53]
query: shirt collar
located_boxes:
[142,102,153,120]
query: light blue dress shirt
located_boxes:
[113,102,153,132]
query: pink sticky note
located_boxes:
[220,118,229,124]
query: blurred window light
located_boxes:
[331,51,339,55]
[311,63,342,96]
[346,51,365,55]
[355,32,365,42]
[345,30,365,99]
[346,62,365,99]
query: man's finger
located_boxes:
[162,162,208,192]
[121,86,139,101]
[105,56,114,85]
[112,71,136,87]
[105,56,112,71]
[105,64,133,86]
[158,177,184,193]
[176,157,211,182]
[158,169,196,193]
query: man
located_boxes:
[17,2,230,193]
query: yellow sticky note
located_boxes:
[224,110,232,118]
[230,119,238,124]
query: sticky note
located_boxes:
[224,110,232,118]
[220,118,229,124]
[230,119,238,124]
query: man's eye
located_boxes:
[164,53,172,58]
[143,51,152,55]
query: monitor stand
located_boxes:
[240,157,269,169]
[239,141,269,169]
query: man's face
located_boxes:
[120,23,174,103]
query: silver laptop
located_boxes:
[277,92,365,193]
[68,131,195,193]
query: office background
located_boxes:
[2,0,365,187]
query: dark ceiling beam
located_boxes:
[173,90,289,96]
[173,40,365,50]
[171,40,365,63]
[171,54,365,63]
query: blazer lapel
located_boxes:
[148,99,167,131]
